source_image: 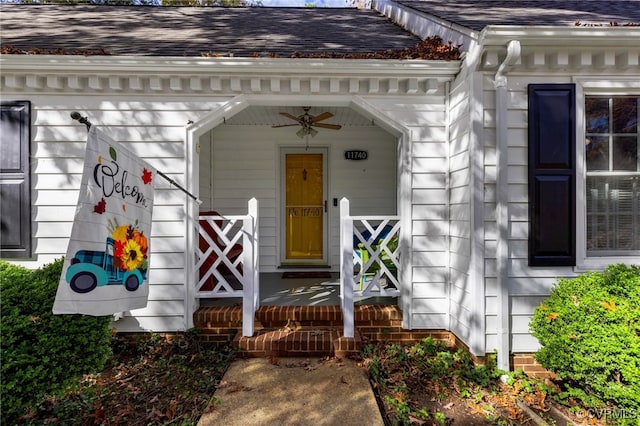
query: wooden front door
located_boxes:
[284,153,324,261]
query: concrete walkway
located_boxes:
[198,356,385,426]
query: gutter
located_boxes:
[372,0,479,50]
[0,55,461,77]
[493,40,521,372]
[481,26,640,48]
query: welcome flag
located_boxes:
[53,127,155,316]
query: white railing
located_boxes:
[196,198,259,337]
[340,198,401,338]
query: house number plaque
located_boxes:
[344,150,368,161]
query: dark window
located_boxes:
[1,101,32,259]
[585,96,639,255]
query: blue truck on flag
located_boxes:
[66,237,147,293]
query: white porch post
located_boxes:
[242,198,259,337]
[249,198,260,312]
[340,197,355,338]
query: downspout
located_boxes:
[493,40,521,372]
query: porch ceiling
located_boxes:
[224,106,376,127]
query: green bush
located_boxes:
[1,259,113,423]
[530,264,640,413]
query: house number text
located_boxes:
[344,150,368,161]
[288,207,322,217]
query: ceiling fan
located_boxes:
[272,107,342,138]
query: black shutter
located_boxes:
[0,101,32,259]
[528,84,576,266]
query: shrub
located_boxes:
[1,259,113,423]
[530,264,640,413]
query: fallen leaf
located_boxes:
[601,299,617,311]
[216,380,231,389]
[408,415,426,425]
[227,384,252,393]
[340,375,348,384]
[90,400,106,424]
[546,312,559,322]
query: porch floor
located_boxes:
[198,272,397,307]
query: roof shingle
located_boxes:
[0,5,422,57]
[398,0,640,31]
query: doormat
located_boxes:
[282,271,332,279]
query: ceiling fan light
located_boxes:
[296,127,306,138]
[309,127,318,137]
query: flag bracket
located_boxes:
[70,112,202,204]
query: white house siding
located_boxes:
[482,73,585,353]
[359,95,451,329]
[2,55,460,334]
[200,124,398,272]
[447,67,476,350]
[2,92,229,332]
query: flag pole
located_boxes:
[70,112,201,204]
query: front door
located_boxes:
[283,151,326,263]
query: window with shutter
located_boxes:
[0,101,32,259]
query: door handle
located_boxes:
[324,200,327,213]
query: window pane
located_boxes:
[586,97,609,133]
[612,136,638,171]
[586,135,609,171]
[612,97,638,134]
[586,176,640,253]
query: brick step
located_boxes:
[195,305,403,326]
[194,305,453,349]
[256,306,343,328]
[233,326,361,358]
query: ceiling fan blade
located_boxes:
[313,123,342,130]
[311,112,334,123]
[279,112,301,122]
[272,124,300,128]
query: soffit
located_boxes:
[476,27,640,72]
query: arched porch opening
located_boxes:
[186,95,411,334]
